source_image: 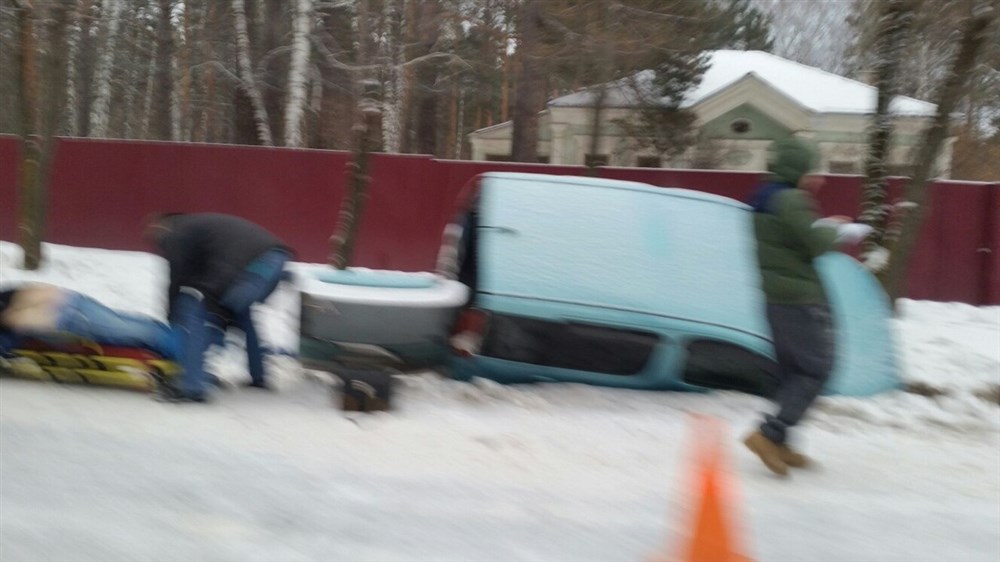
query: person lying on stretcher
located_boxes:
[0,283,179,360]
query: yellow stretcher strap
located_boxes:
[4,348,181,392]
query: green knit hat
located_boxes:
[767,136,820,186]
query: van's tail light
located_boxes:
[450,308,490,358]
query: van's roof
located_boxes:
[479,172,751,210]
[475,172,769,339]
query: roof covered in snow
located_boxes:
[549,50,937,116]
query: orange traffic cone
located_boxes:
[649,416,755,562]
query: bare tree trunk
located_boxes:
[399,0,419,153]
[179,0,193,141]
[12,0,72,270]
[201,3,219,142]
[232,0,273,145]
[74,0,99,137]
[16,0,43,269]
[329,0,384,268]
[587,84,608,170]
[859,0,916,270]
[401,0,442,156]
[140,36,157,139]
[453,79,464,158]
[284,0,313,147]
[35,0,73,258]
[500,51,510,123]
[120,0,149,139]
[62,1,94,136]
[262,0,288,144]
[89,0,124,138]
[885,3,996,301]
[329,83,381,269]
[382,0,405,153]
[510,0,543,162]
[151,0,176,141]
[308,64,324,147]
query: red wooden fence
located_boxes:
[0,135,20,244]
[1,136,997,304]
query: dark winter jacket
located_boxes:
[155,213,289,313]
[749,137,836,305]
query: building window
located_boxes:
[585,154,609,167]
[636,156,661,168]
[829,161,858,174]
[485,153,512,162]
[730,118,752,134]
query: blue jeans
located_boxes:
[174,248,289,395]
[53,293,179,359]
[172,289,210,397]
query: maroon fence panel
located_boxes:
[357,154,442,270]
[814,175,864,217]
[8,137,996,304]
[987,183,1000,305]
[45,138,350,263]
[0,135,21,243]
[904,181,993,303]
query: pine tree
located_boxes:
[709,0,775,51]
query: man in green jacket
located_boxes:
[744,136,843,477]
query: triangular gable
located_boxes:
[700,102,793,140]
[691,73,813,132]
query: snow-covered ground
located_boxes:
[1,241,998,562]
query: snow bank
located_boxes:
[2,241,998,434]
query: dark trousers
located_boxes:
[760,304,835,445]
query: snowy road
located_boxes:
[1,374,997,562]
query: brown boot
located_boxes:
[779,445,811,469]
[743,431,789,476]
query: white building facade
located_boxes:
[468,51,953,177]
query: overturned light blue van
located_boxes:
[442,172,900,397]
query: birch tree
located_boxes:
[233,0,273,145]
[89,0,124,138]
[284,0,314,147]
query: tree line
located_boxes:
[0,0,778,160]
[1,1,995,169]
[2,0,997,291]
